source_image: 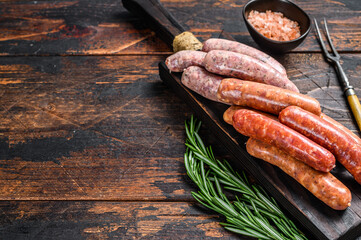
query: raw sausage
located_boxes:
[246,138,351,210]
[223,106,242,125]
[279,106,361,184]
[223,105,277,125]
[320,113,361,145]
[203,50,299,92]
[202,38,287,77]
[181,66,225,102]
[218,78,321,115]
[204,50,297,91]
[165,50,206,72]
[233,109,336,172]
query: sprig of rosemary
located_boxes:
[184,116,307,240]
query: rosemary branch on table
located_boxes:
[184,116,307,240]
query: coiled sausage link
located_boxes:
[320,113,361,145]
[279,106,361,184]
[181,66,224,103]
[246,138,351,210]
[217,78,321,115]
[202,38,287,77]
[233,109,336,172]
[165,50,206,72]
[223,105,277,125]
[203,50,299,92]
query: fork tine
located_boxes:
[314,18,332,59]
[323,18,340,58]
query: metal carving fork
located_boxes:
[314,18,361,131]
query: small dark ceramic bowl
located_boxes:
[242,0,311,53]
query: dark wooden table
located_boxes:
[0,0,360,239]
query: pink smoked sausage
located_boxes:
[165,50,206,72]
[181,66,224,103]
[203,50,299,92]
[279,106,361,185]
[217,78,321,115]
[202,38,287,77]
[233,109,336,172]
[246,138,351,210]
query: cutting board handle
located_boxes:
[122,0,186,48]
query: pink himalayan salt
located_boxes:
[248,10,301,41]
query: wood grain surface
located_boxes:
[0,0,360,239]
[0,201,239,239]
[0,0,360,56]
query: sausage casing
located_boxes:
[202,38,287,77]
[279,106,361,184]
[233,109,336,172]
[320,113,361,145]
[223,105,277,125]
[217,78,321,115]
[203,50,299,92]
[181,66,224,102]
[165,50,206,72]
[246,138,351,210]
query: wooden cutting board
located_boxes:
[123,0,361,239]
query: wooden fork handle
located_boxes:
[345,88,361,131]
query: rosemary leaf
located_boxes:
[224,226,272,240]
[184,116,307,240]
